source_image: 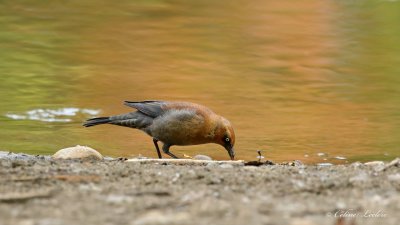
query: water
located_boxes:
[1,0,399,163]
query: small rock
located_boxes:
[52,145,103,160]
[350,162,363,168]
[364,161,385,171]
[291,160,303,166]
[384,158,400,170]
[317,163,333,167]
[104,194,134,204]
[132,210,189,225]
[387,173,400,182]
[193,155,212,161]
[281,160,304,166]
[364,161,384,166]
[171,173,181,183]
[335,201,347,209]
[334,156,346,160]
[219,164,234,169]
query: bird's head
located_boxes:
[214,117,235,160]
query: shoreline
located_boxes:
[0,152,399,225]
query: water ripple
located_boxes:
[5,108,100,122]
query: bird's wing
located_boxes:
[124,101,167,118]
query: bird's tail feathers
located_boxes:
[83,117,111,127]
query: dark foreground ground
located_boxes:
[0,152,399,225]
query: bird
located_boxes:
[83,101,235,160]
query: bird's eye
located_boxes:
[225,137,230,143]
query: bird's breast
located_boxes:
[149,109,212,145]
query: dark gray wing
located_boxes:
[124,101,167,118]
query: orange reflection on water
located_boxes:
[47,0,395,163]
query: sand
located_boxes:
[0,151,399,225]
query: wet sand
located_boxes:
[0,151,399,225]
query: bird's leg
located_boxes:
[152,138,162,159]
[162,144,178,159]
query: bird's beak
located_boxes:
[226,146,235,160]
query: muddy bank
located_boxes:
[0,152,399,225]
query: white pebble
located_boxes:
[52,145,103,160]
[193,155,212,161]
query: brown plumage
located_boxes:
[83,101,235,160]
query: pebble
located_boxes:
[291,160,304,167]
[281,160,304,166]
[52,145,103,160]
[385,158,400,169]
[131,210,189,225]
[219,164,234,169]
[364,161,385,166]
[104,195,134,204]
[193,155,212,161]
[364,161,385,171]
[334,156,346,160]
[350,162,363,168]
[335,201,347,209]
[317,163,333,167]
[387,173,400,182]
